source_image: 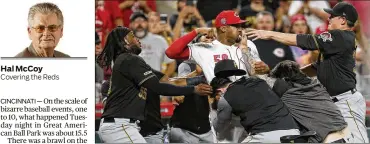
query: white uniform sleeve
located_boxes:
[247,40,261,61]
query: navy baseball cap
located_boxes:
[130,12,148,22]
[214,59,246,78]
[324,2,358,25]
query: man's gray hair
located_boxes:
[256,11,274,20]
[28,2,64,27]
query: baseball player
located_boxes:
[96,26,212,143]
[166,10,270,143]
[210,59,300,143]
[246,2,368,143]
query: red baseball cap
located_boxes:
[290,14,307,25]
[215,10,246,28]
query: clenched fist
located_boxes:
[195,28,216,39]
[254,61,270,74]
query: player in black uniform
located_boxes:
[246,2,368,143]
[96,26,212,143]
[210,59,300,143]
[139,69,207,143]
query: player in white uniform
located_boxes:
[166,10,270,143]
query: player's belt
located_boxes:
[103,117,137,123]
[331,88,357,103]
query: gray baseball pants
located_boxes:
[210,109,247,143]
[98,118,147,143]
[143,129,165,143]
[334,90,369,143]
[169,127,215,143]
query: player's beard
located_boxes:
[129,45,142,55]
[235,35,242,43]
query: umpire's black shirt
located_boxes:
[170,85,211,134]
[139,70,165,136]
[102,53,156,120]
[297,30,356,96]
[223,77,298,134]
[253,39,295,68]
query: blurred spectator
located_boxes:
[240,0,280,13]
[347,1,370,38]
[95,32,103,58]
[130,12,176,78]
[170,0,206,40]
[275,0,291,32]
[288,0,330,34]
[104,0,124,27]
[95,32,104,84]
[289,14,310,65]
[170,0,206,72]
[280,16,291,33]
[353,20,370,99]
[252,11,295,68]
[290,14,320,67]
[148,12,174,45]
[119,0,156,27]
[239,0,273,29]
[196,0,238,22]
[95,0,113,47]
[95,33,104,120]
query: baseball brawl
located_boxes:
[95,0,370,143]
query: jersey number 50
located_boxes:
[214,54,229,63]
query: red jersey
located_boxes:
[96,8,112,47]
[119,0,157,27]
[104,1,123,28]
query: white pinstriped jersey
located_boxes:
[188,39,261,83]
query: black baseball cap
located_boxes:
[324,2,358,25]
[130,12,148,22]
[214,59,246,78]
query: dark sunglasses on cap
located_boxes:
[32,25,61,33]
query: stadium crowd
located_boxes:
[95,0,370,143]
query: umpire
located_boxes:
[247,2,368,143]
[169,61,215,143]
[96,27,212,143]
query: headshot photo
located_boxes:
[0,0,93,58]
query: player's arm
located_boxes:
[246,30,299,47]
[165,30,196,60]
[122,56,212,96]
[166,28,214,60]
[246,29,345,53]
[239,37,270,75]
[141,73,211,97]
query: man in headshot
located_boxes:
[15,2,69,57]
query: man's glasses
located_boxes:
[31,25,61,33]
